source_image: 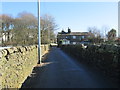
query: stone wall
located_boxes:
[0,44,49,89]
[61,44,120,85]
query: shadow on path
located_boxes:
[21,47,118,88]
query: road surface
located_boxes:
[21,47,117,88]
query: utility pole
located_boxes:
[38,0,41,64]
[118,1,120,45]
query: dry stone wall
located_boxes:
[0,44,49,89]
[61,44,120,86]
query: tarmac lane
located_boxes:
[21,47,117,88]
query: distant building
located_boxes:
[0,30,12,46]
[57,28,93,45]
[115,37,120,44]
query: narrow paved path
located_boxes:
[22,47,116,88]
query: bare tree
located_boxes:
[13,12,38,45]
[101,25,110,41]
[1,13,58,46]
[40,14,58,44]
[88,26,102,43]
[0,15,2,46]
[0,14,13,46]
[107,29,116,41]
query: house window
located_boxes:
[79,36,82,40]
[66,40,70,44]
[82,36,85,39]
[88,35,90,38]
[62,39,70,45]
[73,42,76,44]
[72,36,76,39]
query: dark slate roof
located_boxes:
[58,32,91,36]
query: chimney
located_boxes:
[68,27,71,33]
